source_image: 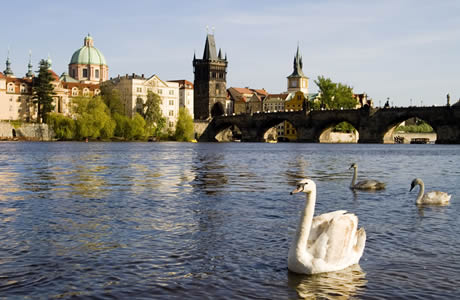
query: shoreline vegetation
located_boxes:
[46,85,196,143]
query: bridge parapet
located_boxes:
[197,106,460,143]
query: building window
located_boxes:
[94,89,100,95]
[95,69,99,78]
[168,121,174,128]
[169,100,174,106]
[71,69,76,78]
[169,110,174,116]
[83,88,90,96]
[82,68,88,78]
[20,84,27,93]
[169,90,174,95]
[72,87,79,96]
[137,87,142,93]
[7,83,14,93]
[158,89,162,94]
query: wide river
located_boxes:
[0,142,458,299]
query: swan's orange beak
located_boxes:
[290,185,303,195]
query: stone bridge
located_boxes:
[198,106,460,143]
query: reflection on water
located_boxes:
[191,153,228,195]
[288,264,367,299]
[0,142,458,298]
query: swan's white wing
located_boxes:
[324,213,358,264]
[309,210,347,241]
[422,191,451,205]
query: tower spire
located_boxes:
[4,47,13,76]
[26,50,34,78]
[289,44,305,77]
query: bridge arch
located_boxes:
[211,102,225,117]
[374,110,437,143]
[308,113,361,143]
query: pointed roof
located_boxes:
[203,34,218,60]
[4,50,13,76]
[288,45,306,78]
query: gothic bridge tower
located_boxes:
[193,34,228,120]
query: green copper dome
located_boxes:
[69,34,107,66]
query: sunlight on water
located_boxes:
[0,142,458,298]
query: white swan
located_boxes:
[410,178,451,205]
[288,179,366,274]
[349,163,385,190]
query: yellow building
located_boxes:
[284,91,307,140]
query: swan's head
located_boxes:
[410,178,422,191]
[349,163,357,169]
[290,179,316,195]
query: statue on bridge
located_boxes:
[447,93,450,106]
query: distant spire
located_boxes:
[3,47,13,76]
[46,53,52,69]
[26,50,34,77]
[218,48,223,59]
[288,44,305,78]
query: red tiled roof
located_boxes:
[252,89,268,96]
[265,93,289,100]
[231,87,253,94]
[62,82,100,90]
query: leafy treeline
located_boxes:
[48,87,195,141]
[396,120,434,133]
[313,76,357,110]
[314,76,358,133]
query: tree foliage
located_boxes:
[73,96,115,140]
[314,76,357,110]
[175,107,194,141]
[141,91,165,137]
[100,81,125,116]
[47,112,76,140]
[113,113,146,140]
[33,59,55,123]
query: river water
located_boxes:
[0,142,458,299]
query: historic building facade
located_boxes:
[109,74,182,130]
[193,34,228,120]
[168,80,194,119]
[0,34,105,122]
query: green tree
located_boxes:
[141,91,165,137]
[113,113,146,140]
[33,59,55,123]
[47,112,76,140]
[100,81,125,116]
[73,96,115,140]
[314,76,357,110]
[174,107,195,141]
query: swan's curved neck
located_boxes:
[416,181,425,204]
[351,167,357,187]
[294,189,316,253]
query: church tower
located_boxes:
[287,45,308,94]
[193,33,228,120]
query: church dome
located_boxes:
[69,34,107,66]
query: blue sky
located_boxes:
[2,0,460,106]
